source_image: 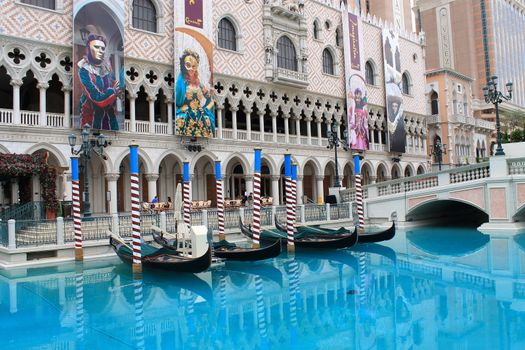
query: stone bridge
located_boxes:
[341,143,525,235]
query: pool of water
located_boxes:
[1,227,525,349]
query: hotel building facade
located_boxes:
[0,0,435,215]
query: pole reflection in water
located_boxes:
[133,277,145,350]
[255,275,269,349]
[75,264,84,343]
[287,258,300,346]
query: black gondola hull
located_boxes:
[357,222,396,243]
[213,239,282,261]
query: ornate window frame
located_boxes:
[216,15,244,54]
[129,0,165,35]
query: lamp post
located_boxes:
[429,139,446,171]
[327,121,348,187]
[68,124,109,218]
[482,76,513,156]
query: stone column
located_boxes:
[272,112,277,143]
[10,179,19,204]
[166,98,173,135]
[216,106,223,139]
[106,173,120,214]
[62,86,71,128]
[231,106,238,140]
[284,115,290,144]
[38,82,49,126]
[62,172,72,201]
[129,93,137,133]
[316,119,323,146]
[224,175,230,199]
[295,116,301,145]
[370,126,375,144]
[148,95,156,134]
[245,175,254,195]
[271,175,280,205]
[146,174,159,201]
[297,175,304,205]
[10,79,22,125]
[246,107,252,141]
[258,110,265,141]
[315,175,324,204]
[306,116,312,145]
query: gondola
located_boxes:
[274,217,352,236]
[239,218,358,250]
[109,235,212,273]
[153,227,282,261]
[213,239,282,261]
[275,218,396,244]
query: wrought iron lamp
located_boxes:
[69,124,110,218]
[327,121,348,187]
[482,76,513,156]
[429,139,446,171]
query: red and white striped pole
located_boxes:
[130,145,142,274]
[285,153,294,253]
[183,161,191,230]
[252,149,262,248]
[71,156,83,261]
[354,154,365,232]
[215,161,226,241]
[291,163,298,227]
[75,266,84,342]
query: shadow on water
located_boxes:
[406,200,489,228]
[406,226,490,257]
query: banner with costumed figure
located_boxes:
[174,0,216,138]
[73,0,125,131]
[342,7,369,151]
[382,28,406,153]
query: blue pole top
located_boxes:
[291,163,297,181]
[183,161,190,182]
[353,154,361,174]
[70,157,79,181]
[129,145,139,174]
[284,154,291,177]
[215,161,222,181]
[254,149,262,173]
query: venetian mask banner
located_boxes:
[382,29,406,153]
[174,0,216,138]
[342,8,369,151]
[72,0,125,131]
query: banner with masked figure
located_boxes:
[342,7,369,151]
[382,29,405,153]
[174,0,216,138]
[73,0,125,131]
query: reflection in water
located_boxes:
[406,227,490,256]
[1,228,525,349]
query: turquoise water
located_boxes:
[1,227,525,349]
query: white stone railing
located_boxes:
[370,143,387,152]
[374,174,439,197]
[264,134,274,142]
[508,158,525,175]
[0,108,13,124]
[476,118,495,130]
[237,130,247,140]
[47,113,64,128]
[427,114,440,124]
[222,128,234,139]
[135,121,150,134]
[154,122,169,135]
[21,110,40,126]
[449,162,490,184]
[251,131,261,141]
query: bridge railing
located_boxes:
[340,162,491,200]
[508,158,525,175]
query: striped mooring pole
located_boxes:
[130,145,142,275]
[255,275,268,346]
[252,149,262,248]
[285,153,295,253]
[291,163,298,226]
[215,161,226,241]
[133,278,145,350]
[75,266,84,342]
[183,161,191,230]
[71,156,83,261]
[354,154,365,232]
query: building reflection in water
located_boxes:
[1,227,525,349]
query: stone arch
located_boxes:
[0,144,10,154]
[277,155,301,175]
[261,155,278,176]
[188,150,217,174]
[192,152,217,204]
[376,162,388,182]
[24,143,68,168]
[391,162,402,179]
[417,164,426,175]
[514,203,525,222]
[407,199,488,224]
[113,147,153,174]
[223,152,250,175]
[155,149,185,174]
[361,161,373,185]
[404,163,416,178]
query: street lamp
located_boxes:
[69,124,110,218]
[327,121,348,187]
[482,76,513,156]
[429,139,446,171]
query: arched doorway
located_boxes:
[342,162,354,189]
[0,66,13,110]
[417,165,425,175]
[303,161,318,203]
[361,163,372,185]
[391,163,401,180]
[193,155,216,205]
[158,154,182,203]
[376,163,388,183]
[323,162,336,199]
[225,157,246,200]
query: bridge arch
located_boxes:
[407,199,488,225]
[514,204,525,222]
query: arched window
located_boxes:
[218,18,237,51]
[313,20,320,40]
[402,73,410,94]
[365,61,374,85]
[430,91,439,115]
[132,0,157,33]
[322,49,334,75]
[277,36,298,72]
[21,0,55,10]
